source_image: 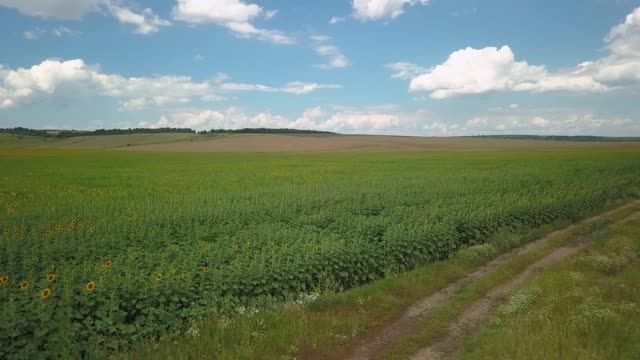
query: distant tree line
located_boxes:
[0,127,195,138]
[198,128,335,135]
[467,135,640,142]
[0,127,336,137]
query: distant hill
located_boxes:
[467,135,640,142]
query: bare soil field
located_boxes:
[121,134,640,152]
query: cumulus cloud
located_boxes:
[606,7,640,58]
[139,107,290,129]
[143,106,426,133]
[408,46,607,98]
[353,0,429,21]
[0,0,100,19]
[3,0,172,35]
[106,3,171,35]
[172,0,293,44]
[310,36,350,69]
[462,106,639,136]
[0,59,342,110]
[404,7,640,99]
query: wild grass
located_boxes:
[460,216,640,359]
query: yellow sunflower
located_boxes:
[103,260,112,269]
[41,288,52,299]
[86,281,96,292]
[20,281,29,289]
[202,267,209,273]
[47,274,56,282]
[154,273,163,282]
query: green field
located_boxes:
[1,147,640,358]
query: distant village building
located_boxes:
[46,130,60,136]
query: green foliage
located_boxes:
[0,149,639,358]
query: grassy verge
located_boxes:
[379,201,640,360]
[119,199,639,360]
[458,215,640,359]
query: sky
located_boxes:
[0,0,639,136]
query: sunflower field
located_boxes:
[1,148,639,358]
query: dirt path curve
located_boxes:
[411,210,640,360]
[348,199,640,360]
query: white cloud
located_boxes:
[292,106,425,134]
[386,62,430,79]
[264,9,277,19]
[406,7,640,99]
[213,72,230,83]
[311,36,350,69]
[329,16,345,24]
[220,81,342,94]
[24,26,78,40]
[106,3,171,35]
[311,111,400,131]
[0,0,100,19]
[172,0,294,44]
[462,107,639,136]
[352,0,429,21]
[144,106,426,133]
[531,116,549,127]
[0,59,342,110]
[409,46,607,98]
[23,31,38,40]
[606,7,640,58]
[4,1,171,35]
[140,108,289,129]
[119,96,190,111]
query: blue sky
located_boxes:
[1,0,639,136]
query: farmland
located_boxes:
[2,132,640,152]
[1,146,640,358]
